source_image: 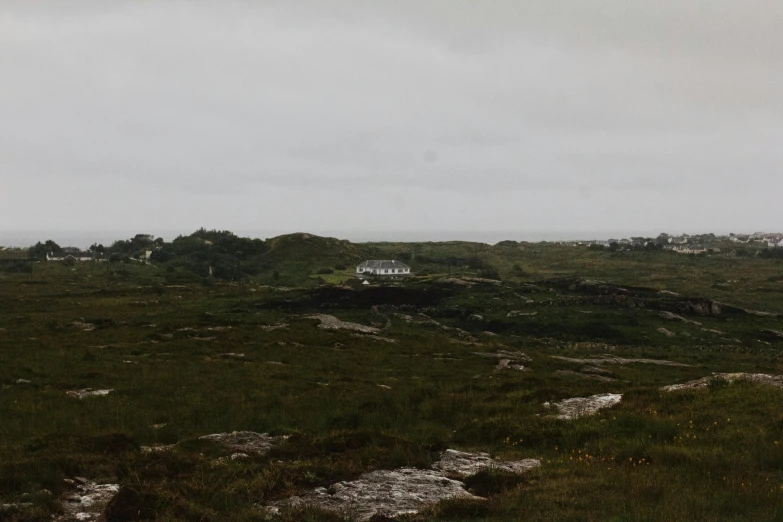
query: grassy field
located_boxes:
[1,241,782,520]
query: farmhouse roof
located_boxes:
[357,260,410,269]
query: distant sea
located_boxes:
[0,229,681,249]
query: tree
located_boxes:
[89,243,106,258]
[28,240,62,259]
[108,234,157,258]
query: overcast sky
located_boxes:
[1,0,781,243]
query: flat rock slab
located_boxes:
[662,373,783,392]
[265,468,480,521]
[658,311,701,325]
[582,366,612,375]
[352,333,398,343]
[554,370,616,382]
[70,321,96,332]
[507,310,537,317]
[475,350,532,363]
[545,393,622,420]
[214,452,251,464]
[66,389,113,399]
[264,449,540,520]
[439,278,474,286]
[1,503,33,515]
[199,431,285,455]
[657,327,676,337]
[551,355,690,367]
[57,480,118,521]
[495,359,528,372]
[259,323,288,331]
[306,314,379,334]
[140,444,175,453]
[432,449,540,477]
[462,276,502,284]
[219,352,247,360]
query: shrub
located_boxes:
[477,267,501,280]
[0,260,34,273]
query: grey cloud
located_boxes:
[0,0,781,237]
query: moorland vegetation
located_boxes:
[1,231,782,520]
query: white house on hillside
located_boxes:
[356,260,411,278]
[46,252,93,262]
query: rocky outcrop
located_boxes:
[219,352,247,360]
[476,350,531,372]
[661,373,783,392]
[57,479,119,521]
[544,393,622,420]
[66,389,113,399]
[546,278,759,317]
[264,468,479,521]
[475,350,532,363]
[657,327,676,337]
[551,355,689,367]
[263,449,539,520]
[439,278,474,286]
[70,321,96,332]
[139,444,175,453]
[432,449,540,477]
[306,314,380,334]
[679,299,723,316]
[199,431,286,455]
[658,311,701,325]
[508,310,537,317]
[259,323,288,331]
[553,370,616,382]
[761,329,783,339]
[495,359,528,372]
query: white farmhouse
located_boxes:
[46,252,93,262]
[356,260,411,278]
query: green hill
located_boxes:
[260,233,379,285]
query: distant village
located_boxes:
[1,232,783,263]
[566,232,783,254]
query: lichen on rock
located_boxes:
[264,468,480,521]
[199,431,286,456]
[305,314,380,334]
[661,373,783,392]
[545,393,622,420]
[551,355,689,367]
[263,449,540,520]
[432,449,540,477]
[57,479,119,521]
[66,388,113,399]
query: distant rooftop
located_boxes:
[357,260,411,269]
